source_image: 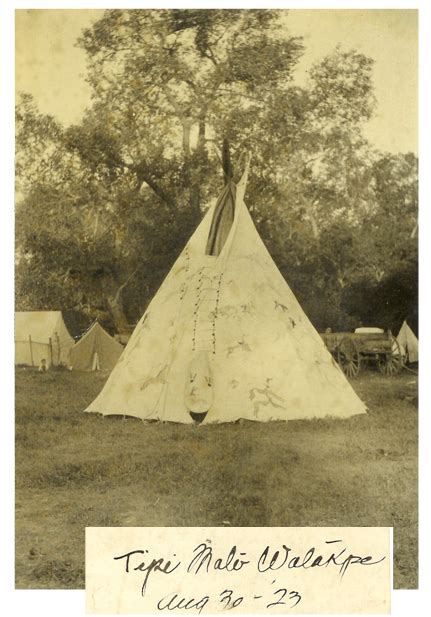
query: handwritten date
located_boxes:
[156,587,302,614]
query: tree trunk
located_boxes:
[302,197,320,239]
[188,118,208,215]
[182,119,193,155]
[308,212,320,239]
[106,293,130,333]
[189,185,201,214]
[197,118,206,149]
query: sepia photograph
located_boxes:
[14,6,418,595]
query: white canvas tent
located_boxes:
[15,311,74,367]
[70,321,124,371]
[397,320,418,363]
[86,160,366,423]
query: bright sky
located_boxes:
[15,8,418,154]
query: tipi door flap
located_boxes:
[92,351,100,371]
[184,352,213,413]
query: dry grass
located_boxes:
[15,367,418,589]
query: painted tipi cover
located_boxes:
[70,321,124,371]
[15,311,74,367]
[86,160,366,423]
[397,320,418,363]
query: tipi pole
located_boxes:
[54,332,60,366]
[222,137,233,180]
[48,337,53,367]
[29,335,34,366]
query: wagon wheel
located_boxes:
[378,334,404,376]
[337,337,361,378]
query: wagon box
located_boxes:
[320,330,403,378]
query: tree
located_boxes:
[337,152,418,331]
[16,10,305,329]
[16,9,417,333]
[76,9,304,210]
[15,93,63,197]
[355,152,418,283]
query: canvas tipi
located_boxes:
[15,311,74,367]
[86,158,366,423]
[397,320,418,363]
[70,321,124,371]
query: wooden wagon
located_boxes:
[320,329,403,377]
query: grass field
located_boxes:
[15,367,418,590]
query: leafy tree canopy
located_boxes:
[16,9,418,334]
